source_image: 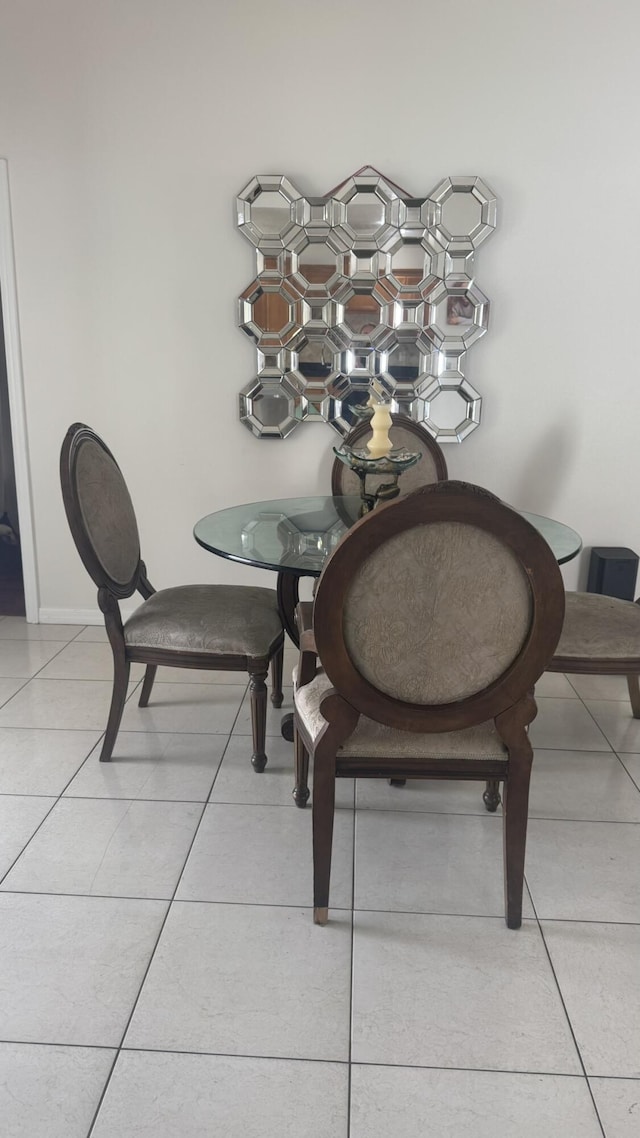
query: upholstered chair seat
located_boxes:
[125,585,282,657]
[548,591,640,718]
[61,423,284,771]
[295,670,506,759]
[553,592,640,660]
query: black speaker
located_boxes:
[586,547,639,601]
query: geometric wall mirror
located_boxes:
[236,167,497,442]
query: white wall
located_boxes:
[0,0,638,618]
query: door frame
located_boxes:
[0,159,38,621]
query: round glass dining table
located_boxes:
[194,495,582,646]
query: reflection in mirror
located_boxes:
[345,192,386,234]
[254,291,289,334]
[236,169,496,440]
[430,389,468,429]
[335,346,385,379]
[383,339,430,384]
[255,390,290,427]
[425,281,489,351]
[389,241,425,288]
[446,295,475,325]
[341,250,387,281]
[251,192,293,236]
[441,191,482,240]
[295,336,334,378]
[239,375,308,439]
[293,240,339,293]
[343,294,382,337]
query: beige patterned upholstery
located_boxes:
[336,423,441,498]
[343,521,532,703]
[125,585,282,656]
[76,439,140,585]
[555,592,640,660]
[294,670,506,759]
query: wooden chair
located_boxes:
[548,592,640,714]
[330,412,448,498]
[60,423,284,768]
[293,481,565,928]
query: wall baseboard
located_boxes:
[38,607,136,626]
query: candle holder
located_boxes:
[333,446,421,515]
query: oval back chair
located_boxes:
[330,413,448,498]
[293,481,565,927]
[60,423,284,769]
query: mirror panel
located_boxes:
[239,375,308,438]
[236,168,496,440]
[415,375,482,443]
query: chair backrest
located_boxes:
[313,481,565,734]
[60,423,142,598]
[330,413,448,498]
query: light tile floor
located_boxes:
[0,619,637,1136]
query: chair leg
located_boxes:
[293,726,310,808]
[99,655,131,762]
[270,643,284,709]
[138,664,157,708]
[502,766,532,929]
[248,667,268,772]
[312,747,337,924]
[483,778,501,812]
[627,674,640,718]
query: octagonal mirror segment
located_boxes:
[239,374,308,438]
[331,173,404,250]
[286,234,343,299]
[236,170,496,442]
[379,336,433,401]
[415,376,482,443]
[236,175,305,251]
[424,280,489,351]
[427,176,497,252]
[239,278,302,349]
[332,282,391,347]
[320,374,382,436]
[383,238,435,298]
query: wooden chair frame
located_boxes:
[293,481,565,928]
[60,423,284,766]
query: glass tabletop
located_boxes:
[194,496,582,576]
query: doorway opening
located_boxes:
[0,295,24,615]
[0,158,38,622]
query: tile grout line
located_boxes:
[0,642,167,886]
[85,693,248,1136]
[7,1037,628,1080]
[525,878,607,1137]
